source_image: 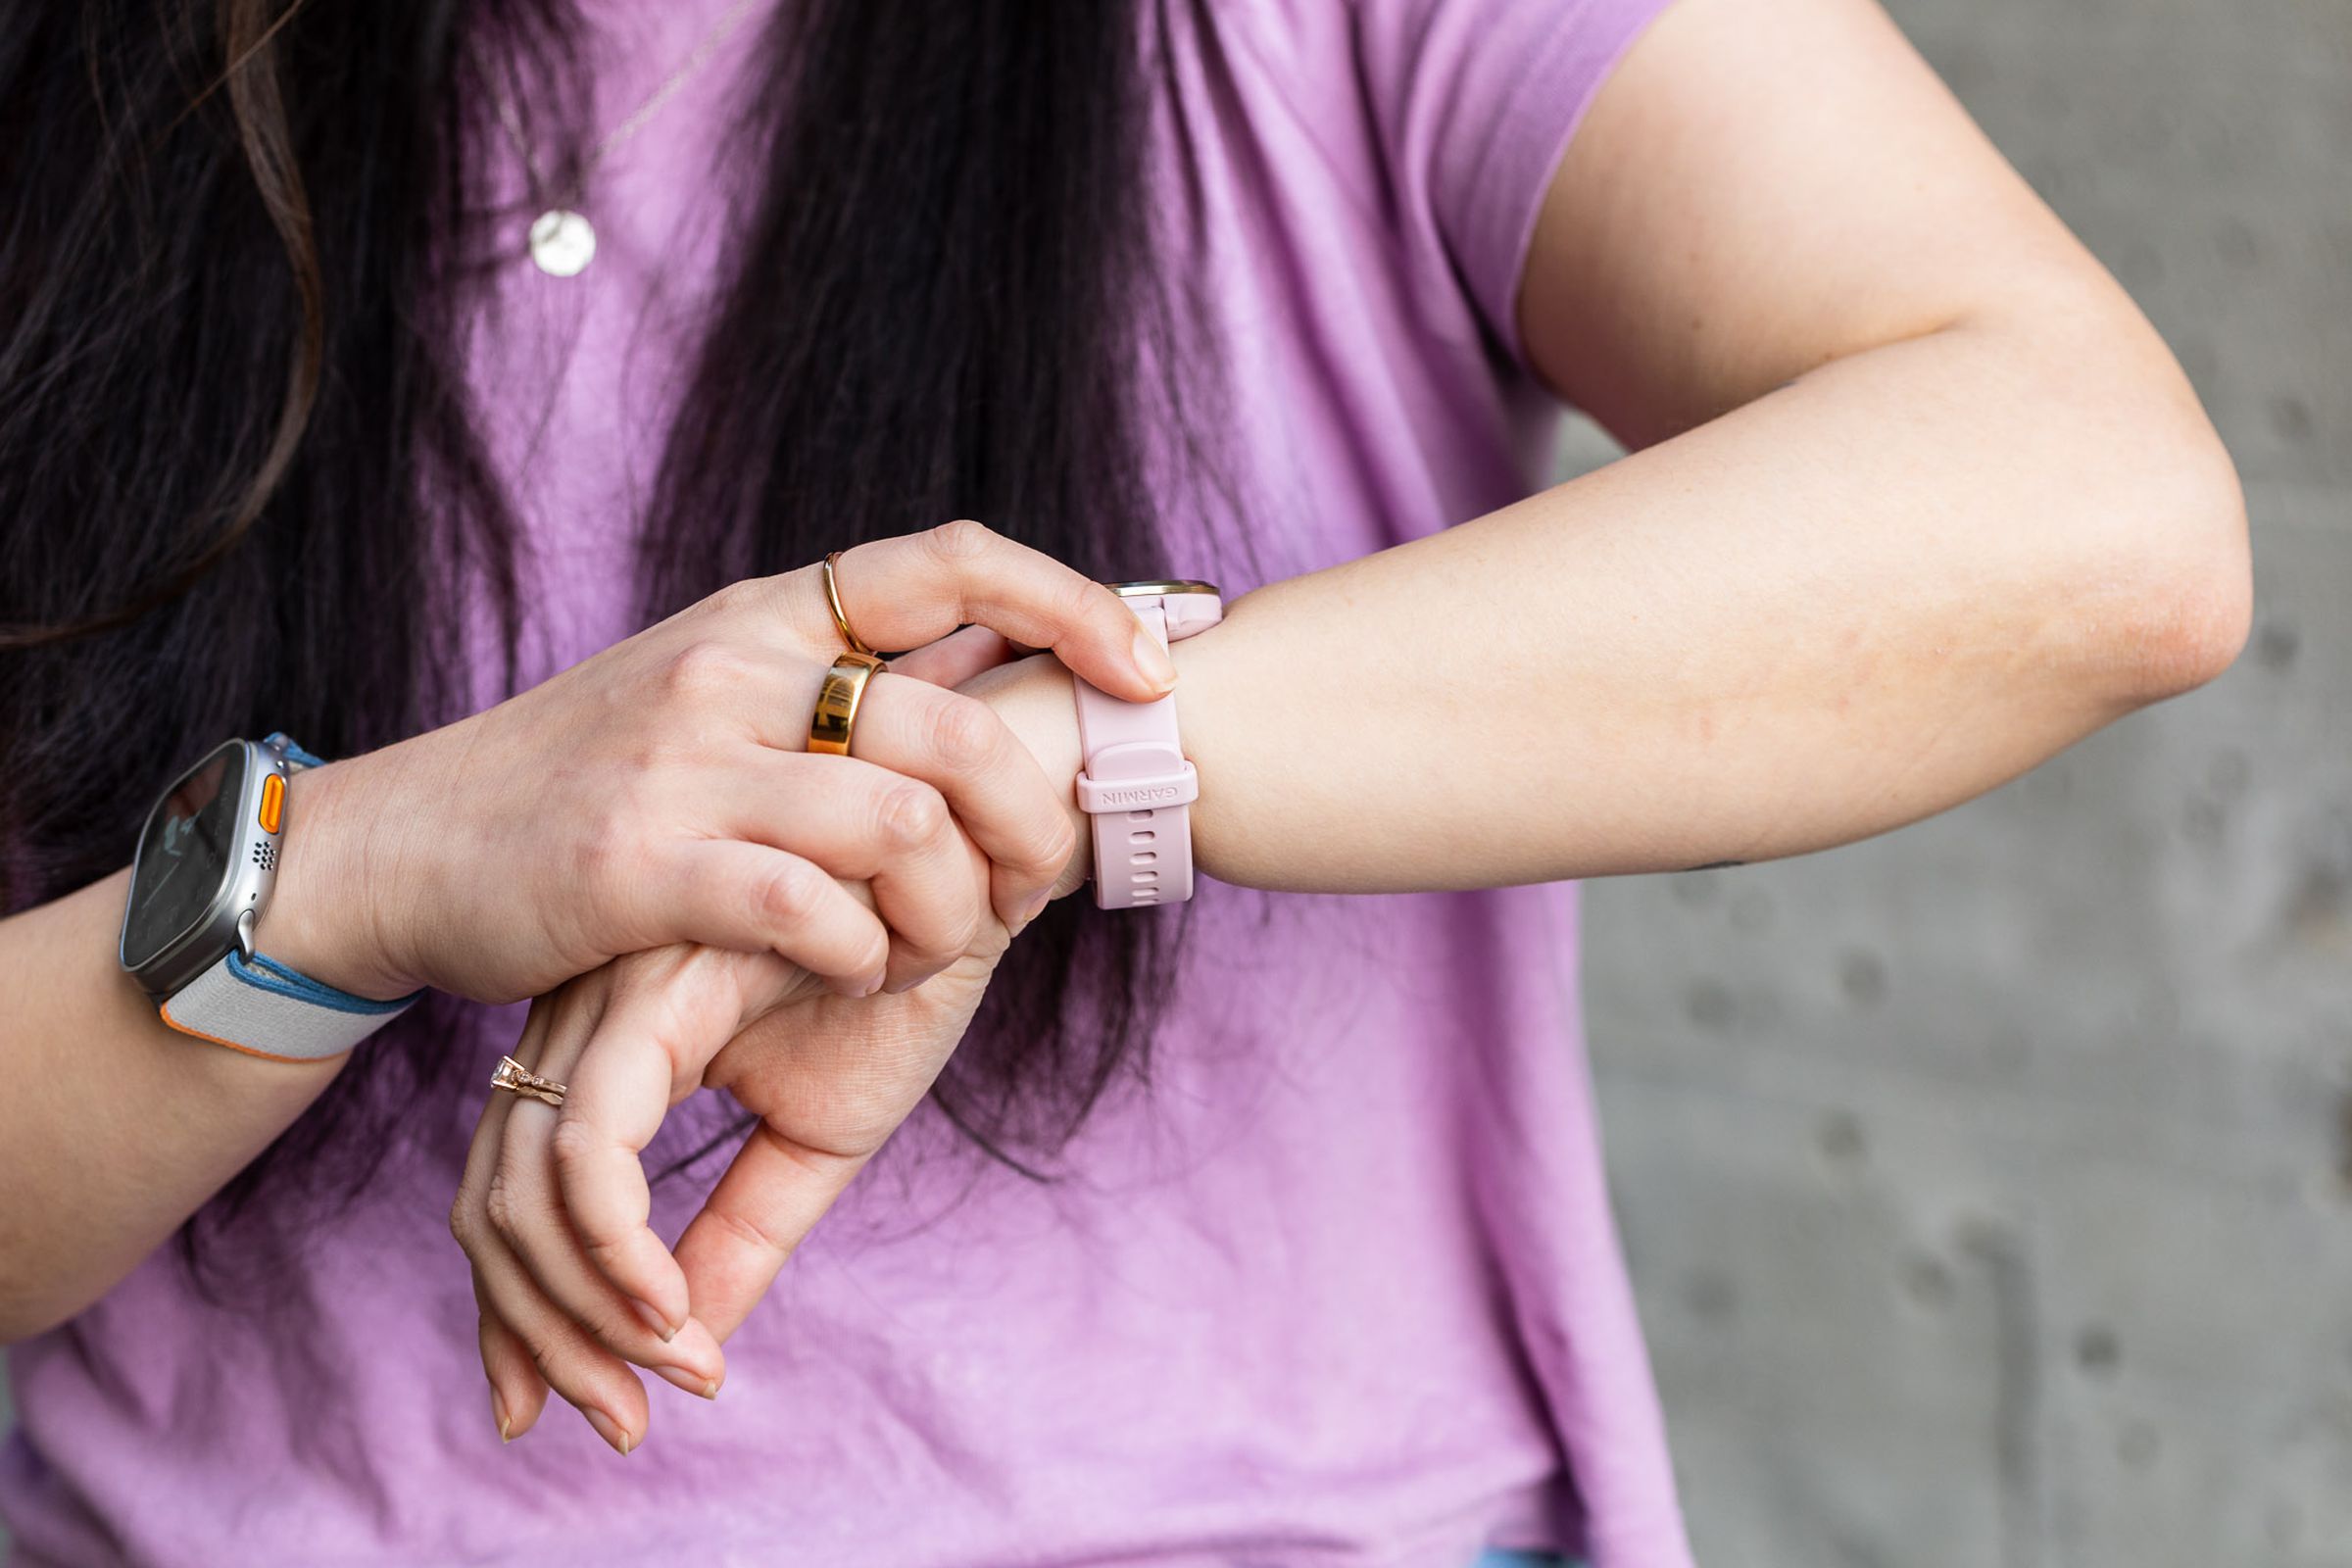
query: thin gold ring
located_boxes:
[490,1054,566,1108]
[821,552,876,657]
[808,650,886,756]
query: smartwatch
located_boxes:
[1073,580,1222,908]
[119,734,417,1061]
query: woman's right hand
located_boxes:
[260,521,1165,1004]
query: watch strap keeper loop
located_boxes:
[1075,758,1200,814]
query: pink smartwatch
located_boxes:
[1074,579,1223,908]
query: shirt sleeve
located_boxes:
[1350,0,1675,367]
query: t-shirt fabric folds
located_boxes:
[2,1,1689,1563]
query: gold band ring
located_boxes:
[490,1054,566,1107]
[821,552,877,657]
[808,650,886,756]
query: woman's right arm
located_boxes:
[0,523,1173,1342]
[0,864,355,1341]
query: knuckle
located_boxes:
[1048,570,1105,629]
[942,902,987,959]
[579,1230,631,1273]
[659,638,755,705]
[523,1336,565,1386]
[482,1169,528,1241]
[872,780,951,853]
[448,1193,478,1248]
[753,857,823,928]
[1036,808,1080,879]
[586,1304,640,1350]
[901,904,981,969]
[705,1202,792,1263]
[547,1115,602,1181]
[923,692,1003,774]
[549,1287,637,1348]
[926,517,997,564]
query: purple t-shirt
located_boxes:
[1,0,1689,1563]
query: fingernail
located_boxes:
[585,1407,634,1456]
[629,1298,678,1343]
[1132,627,1177,691]
[830,968,884,1001]
[1016,889,1052,927]
[656,1363,723,1401]
[490,1386,513,1444]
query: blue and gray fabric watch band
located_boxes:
[158,735,423,1062]
[161,949,419,1062]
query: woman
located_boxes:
[0,0,2245,1562]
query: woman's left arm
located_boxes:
[982,0,2249,886]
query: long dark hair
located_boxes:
[0,0,1212,1271]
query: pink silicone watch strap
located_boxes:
[1073,590,1222,908]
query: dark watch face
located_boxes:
[122,741,247,972]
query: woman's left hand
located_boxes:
[451,921,1012,1454]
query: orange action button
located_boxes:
[258,772,285,835]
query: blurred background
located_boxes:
[1570,0,2352,1561]
[3,0,2343,1561]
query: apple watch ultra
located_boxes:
[119,734,418,1061]
[1073,580,1222,909]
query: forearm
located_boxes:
[989,317,2247,892]
[0,772,365,1341]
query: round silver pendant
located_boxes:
[527,209,597,276]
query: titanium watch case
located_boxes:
[120,737,295,1003]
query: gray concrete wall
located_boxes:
[2,0,2340,1562]
[1578,0,2352,1562]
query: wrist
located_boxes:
[963,615,1232,902]
[251,757,418,1002]
[961,654,1092,897]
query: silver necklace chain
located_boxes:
[486,0,763,276]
